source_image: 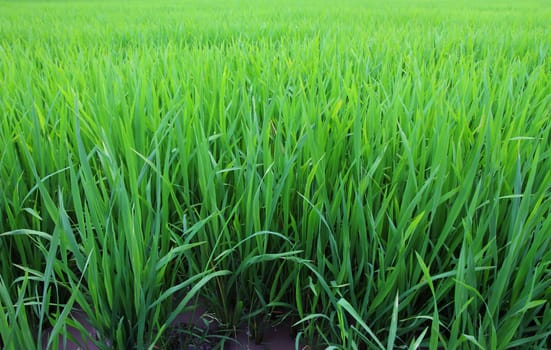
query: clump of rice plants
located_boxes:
[1,0,550,349]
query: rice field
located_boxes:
[1,0,550,349]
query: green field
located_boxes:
[1,0,550,349]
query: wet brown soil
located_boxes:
[42,306,301,350]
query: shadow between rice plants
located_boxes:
[197,230,303,346]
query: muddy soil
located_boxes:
[42,306,301,350]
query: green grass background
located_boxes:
[1,0,550,349]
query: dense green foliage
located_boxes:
[1,0,550,349]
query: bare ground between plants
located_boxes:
[42,305,301,350]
